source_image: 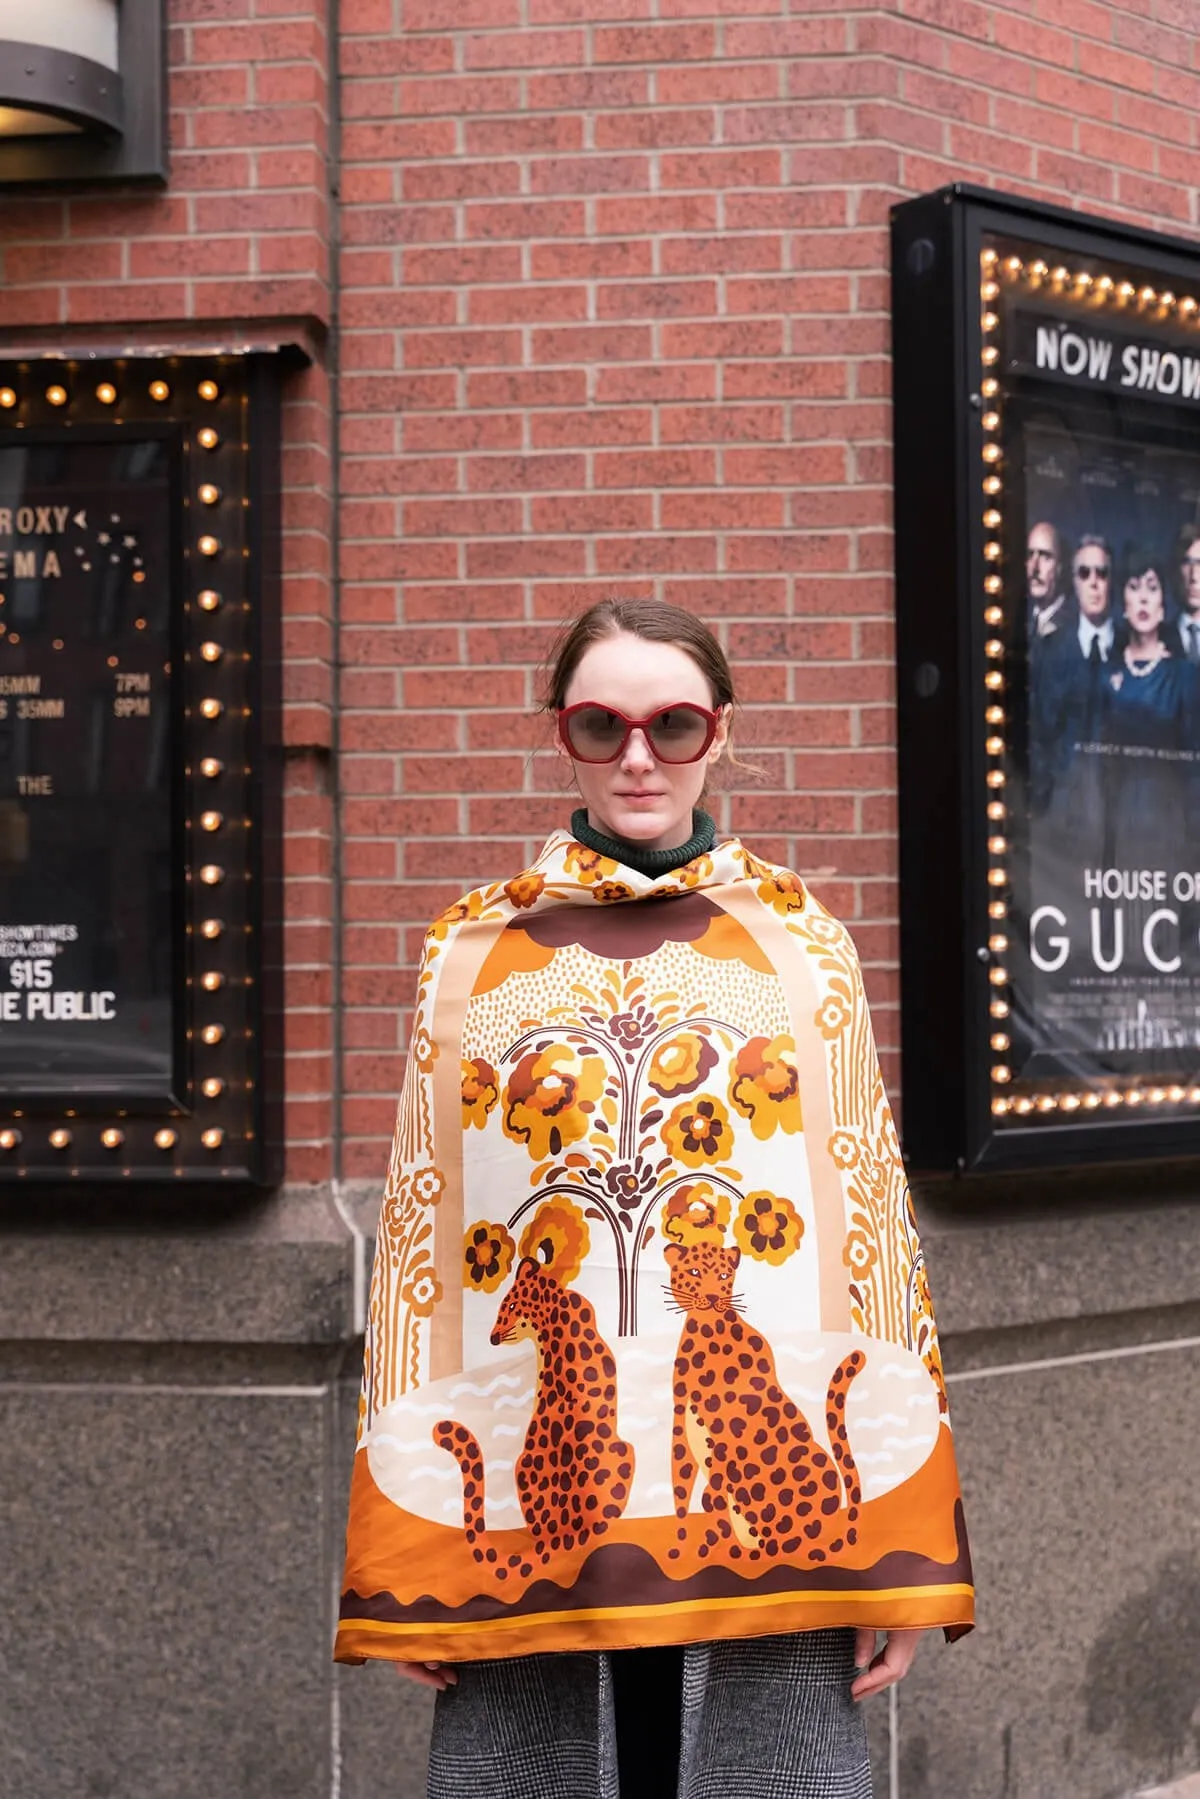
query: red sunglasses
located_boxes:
[557,702,721,765]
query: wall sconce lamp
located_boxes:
[0,0,166,185]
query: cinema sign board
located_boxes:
[0,356,282,1186]
[891,185,1200,1174]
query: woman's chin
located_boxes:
[590,804,686,848]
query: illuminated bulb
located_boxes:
[981,311,999,332]
[202,1077,225,1099]
[198,589,220,611]
[0,387,16,409]
[988,966,1008,987]
[200,918,223,940]
[990,998,1010,1018]
[101,1127,124,1150]
[1125,1088,1143,1105]
[199,641,222,663]
[0,1128,20,1149]
[991,1097,1011,1116]
[201,1127,225,1150]
[198,426,219,450]
[48,1127,71,1149]
[150,379,170,401]
[981,280,999,302]
[200,757,223,778]
[1083,1093,1102,1109]
[981,377,999,399]
[1074,271,1092,290]
[984,541,1001,562]
[199,483,220,506]
[198,535,220,557]
[988,933,1009,953]
[154,1127,178,1149]
[985,638,1003,658]
[1015,1095,1034,1114]
[981,410,1000,432]
[198,379,220,402]
[1167,1085,1186,1103]
[985,671,1004,690]
[201,971,225,992]
[199,864,225,886]
[1030,260,1048,281]
[46,385,68,407]
[990,1033,1010,1052]
[984,606,1003,625]
[1180,297,1198,318]
[1138,286,1156,308]
[992,1065,1011,1084]
[988,902,1008,922]
[981,248,998,269]
[1104,1090,1123,1108]
[1003,255,1022,278]
[1050,266,1069,287]
[200,810,222,832]
[96,382,117,405]
[1159,293,1175,311]
[1096,275,1113,294]
[1036,1095,1057,1112]
[987,801,1007,820]
[986,769,1006,788]
[985,735,1004,755]
[1148,1087,1166,1105]
[199,697,223,720]
[986,705,1005,724]
[983,508,1001,529]
[987,868,1007,887]
[982,346,999,366]
[982,442,1002,463]
[1116,281,1135,303]
[201,1024,225,1045]
[985,574,1002,595]
[988,835,1008,854]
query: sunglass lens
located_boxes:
[646,706,711,762]
[564,706,627,760]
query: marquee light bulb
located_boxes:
[986,769,1006,788]
[981,311,999,333]
[1159,292,1175,311]
[201,1127,225,1150]
[981,377,999,398]
[987,868,1007,887]
[1167,1085,1186,1102]
[990,998,1010,1018]
[981,280,999,302]
[201,1024,225,1045]
[198,589,220,612]
[149,379,170,401]
[46,385,68,407]
[197,427,219,450]
[1014,1095,1034,1114]
[990,1032,1010,1052]
[983,541,1001,562]
[198,535,220,557]
[199,641,222,663]
[199,698,223,720]
[984,608,1003,627]
[101,1127,124,1149]
[982,347,999,366]
[200,757,223,778]
[985,735,1004,756]
[199,483,220,506]
[984,574,1002,595]
[1003,255,1022,277]
[49,1127,71,1149]
[985,705,1005,724]
[1138,286,1157,308]
[984,638,1003,658]
[1074,271,1092,289]
[200,918,223,940]
[992,1065,1012,1084]
[1181,297,1198,319]
[1083,1093,1102,1110]
[0,387,16,409]
[988,901,1008,921]
[982,442,1002,463]
[981,410,1000,432]
[988,933,1009,953]
[198,379,220,402]
[1050,266,1069,287]
[198,863,225,885]
[987,801,1006,820]
[988,966,1008,987]
[983,474,1001,494]
[202,1077,225,1099]
[0,1128,20,1150]
[154,1128,177,1149]
[991,1097,1012,1116]
[983,508,1001,528]
[1030,260,1048,281]
[1036,1095,1058,1112]
[984,671,1004,690]
[200,810,223,832]
[981,248,998,269]
[988,836,1008,855]
[96,383,117,405]
[201,971,225,992]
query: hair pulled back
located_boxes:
[543,597,736,711]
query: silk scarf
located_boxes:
[336,832,973,1664]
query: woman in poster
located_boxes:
[337,600,973,1799]
[1106,546,1200,873]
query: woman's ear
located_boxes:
[708,705,732,766]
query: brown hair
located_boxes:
[543,597,736,710]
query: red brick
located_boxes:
[594,109,716,148]
[596,279,718,319]
[593,23,715,61]
[464,27,585,68]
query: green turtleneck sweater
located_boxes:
[569,807,716,879]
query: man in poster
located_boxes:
[1177,528,1200,663]
[1024,520,1069,644]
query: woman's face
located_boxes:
[560,631,729,850]
[1123,568,1165,637]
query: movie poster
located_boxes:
[1010,398,1200,1088]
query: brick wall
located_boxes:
[2,0,1198,1181]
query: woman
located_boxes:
[1107,549,1200,873]
[337,600,973,1799]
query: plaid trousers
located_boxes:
[426,1628,873,1799]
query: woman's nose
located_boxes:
[621,728,655,768]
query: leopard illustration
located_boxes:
[434,1254,635,1581]
[664,1240,865,1565]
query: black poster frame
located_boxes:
[891,184,1200,1174]
[0,354,282,1187]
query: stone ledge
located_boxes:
[1136,1779,1200,1799]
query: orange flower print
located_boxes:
[662,1095,731,1168]
[647,1031,718,1099]
[593,880,635,904]
[429,890,486,942]
[504,871,545,910]
[673,853,713,889]
[502,1044,605,1161]
[461,1057,499,1130]
[843,1225,878,1279]
[401,1266,443,1317]
[463,1220,516,1293]
[412,1166,446,1208]
[410,1025,438,1074]
[565,842,618,885]
[757,868,806,914]
[816,992,852,1039]
[518,1196,590,1282]
[734,1191,805,1265]
[728,1035,802,1141]
[829,1129,861,1171]
[662,1181,730,1246]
